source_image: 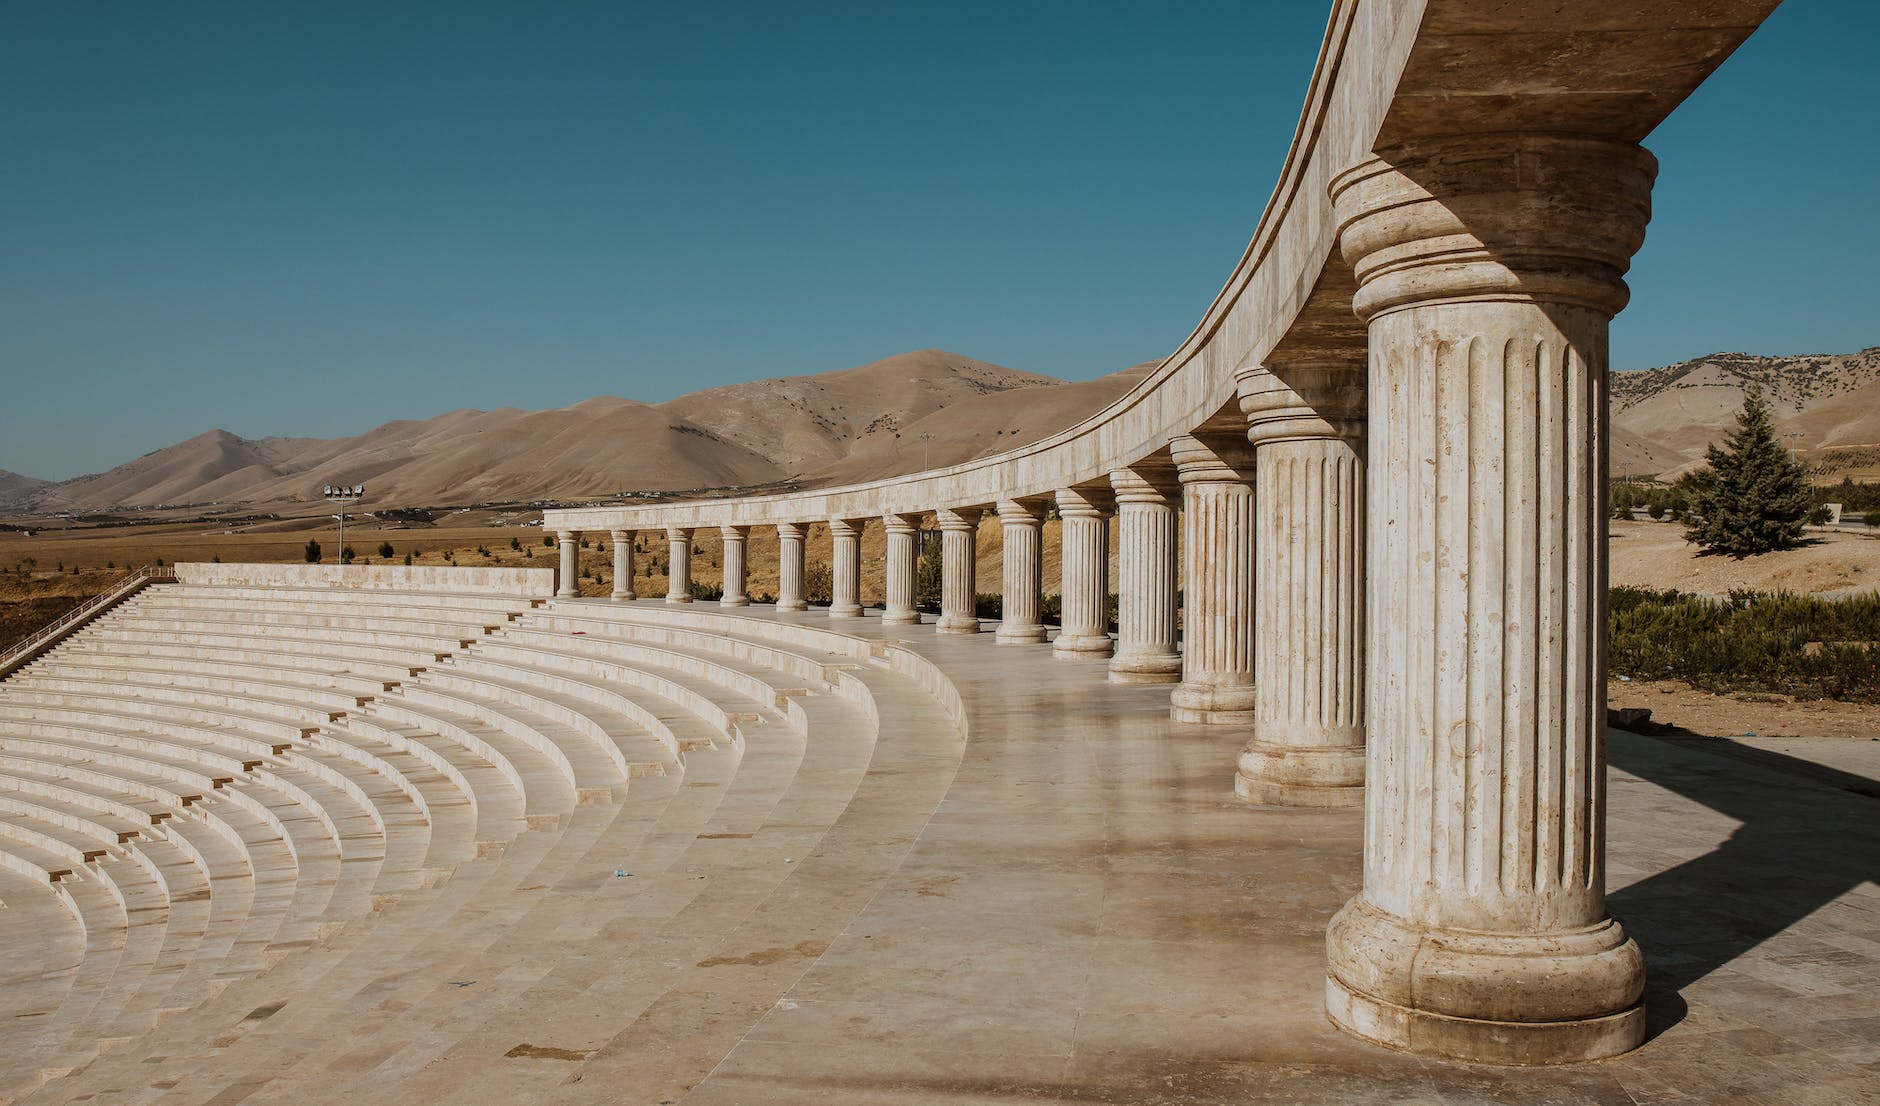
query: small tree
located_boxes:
[914,541,942,610]
[1610,482,1637,521]
[378,541,395,559]
[340,545,356,564]
[304,539,322,563]
[1683,384,1814,557]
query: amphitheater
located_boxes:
[4,1,1877,1103]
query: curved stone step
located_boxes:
[111,603,509,641]
[428,654,678,773]
[69,628,442,678]
[0,866,87,1098]
[0,731,348,954]
[7,669,440,832]
[0,749,304,985]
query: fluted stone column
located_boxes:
[1169,434,1257,723]
[881,513,923,625]
[1322,135,1655,1064]
[828,517,864,618]
[775,522,808,612]
[609,529,637,601]
[664,527,694,603]
[556,530,579,599]
[719,525,750,607]
[1236,363,1367,807]
[994,500,1047,644]
[1053,487,1113,659]
[1108,464,1180,682]
[935,507,982,635]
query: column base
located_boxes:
[936,616,981,635]
[1234,736,1364,807]
[665,595,694,604]
[1108,652,1181,684]
[720,596,750,608]
[1052,633,1114,659]
[995,623,1048,644]
[882,610,922,625]
[829,604,863,619]
[1169,683,1254,725]
[1325,898,1645,1065]
[776,599,808,612]
[610,592,635,603]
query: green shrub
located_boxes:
[1609,586,1880,701]
[378,541,395,559]
[803,564,833,606]
[304,539,321,563]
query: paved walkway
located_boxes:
[672,608,1879,1105]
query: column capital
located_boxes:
[1237,363,1367,447]
[1109,459,1178,505]
[719,524,749,540]
[882,511,922,535]
[775,521,807,539]
[994,498,1048,523]
[1055,485,1114,517]
[609,527,632,542]
[1170,433,1256,485]
[935,506,983,531]
[1330,134,1656,323]
[556,529,578,543]
[827,516,868,537]
[665,525,694,540]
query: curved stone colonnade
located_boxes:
[544,0,1782,1065]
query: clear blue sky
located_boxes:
[3,2,1874,480]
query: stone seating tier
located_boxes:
[0,574,976,1103]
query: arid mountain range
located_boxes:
[1609,347,1880,480]
[5,346,1873,515]
[5,350,1150,514]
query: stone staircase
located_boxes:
[0,579,968,1104]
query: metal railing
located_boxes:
[0,564,177,679]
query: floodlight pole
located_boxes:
[322,484,366,565]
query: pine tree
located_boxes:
[1682,383,1814,557]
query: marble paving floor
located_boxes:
[672,611,1879,1105]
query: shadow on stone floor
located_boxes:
[1607,729,1879,1040]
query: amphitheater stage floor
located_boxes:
[13,600,1879,1104]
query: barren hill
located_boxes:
[0,470,49,509]
[21,351,1134,513]
[1610,347,1880,480]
